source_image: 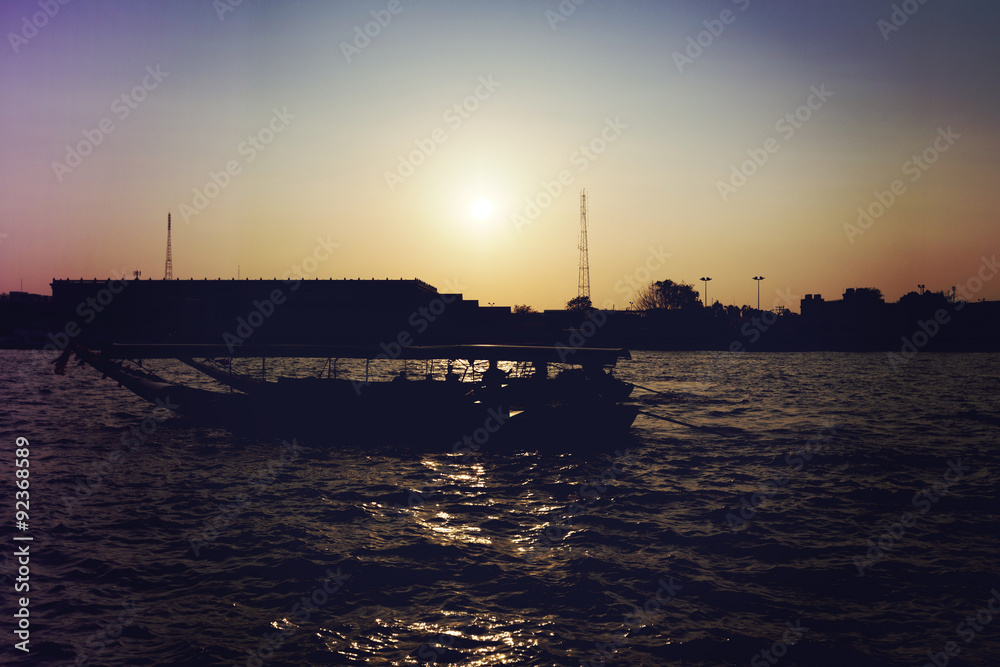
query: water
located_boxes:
[1,350,998,666]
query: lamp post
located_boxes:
[700,277,712,308]
[752,276,765,311]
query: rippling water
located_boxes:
[1,350,999,666]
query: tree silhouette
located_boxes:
[898,289,950,317]
[634,280,702,310]
[566,296,593,311]
[512,304,536,315]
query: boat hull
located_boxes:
[59,346,639,449]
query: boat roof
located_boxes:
[99,343,631,364]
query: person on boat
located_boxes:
[481,359,509,417]
[483,359,506,389]
[392,370,408,383]
[445,362,458,383]
[582,362,624,401]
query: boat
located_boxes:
[54,342,638,447]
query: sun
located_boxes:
[469,197,494,221]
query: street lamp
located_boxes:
[700,277,712,308]
[752,276,765,311]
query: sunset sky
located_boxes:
[2,0,998,311]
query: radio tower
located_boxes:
[164,211,173,280]
[577,189,591,300]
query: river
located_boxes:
[1,350,998,666]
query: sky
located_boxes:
[1,0,998,311]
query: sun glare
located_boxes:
[470,197,494,221]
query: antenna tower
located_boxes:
[577,189,591,300]
[164,211,173,280]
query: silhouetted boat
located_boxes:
[54,343,638,446]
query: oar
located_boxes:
[631,382,697,403]
[632,382,689,397]
[637,409,726,435]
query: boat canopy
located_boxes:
[99,343,631,365]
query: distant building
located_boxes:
[49,278,480,346]
[800,293,825,318]
[1,291,50,304]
